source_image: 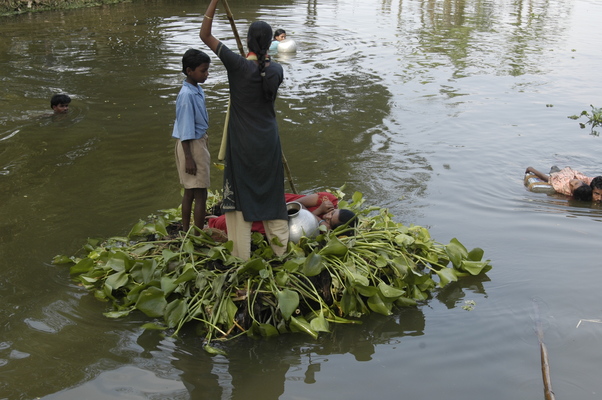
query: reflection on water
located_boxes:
[2,0,602,399]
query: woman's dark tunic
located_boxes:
[216,42,287,222]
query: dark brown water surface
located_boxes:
[2,0,602,399]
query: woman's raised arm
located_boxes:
[200,0,220,53]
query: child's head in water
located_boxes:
[50,94,71,114]
[273,29,286,41]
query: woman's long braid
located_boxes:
[247,21,276,102]
[257,49,274,102]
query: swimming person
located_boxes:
[525,166,593,201]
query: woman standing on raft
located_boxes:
[200,0,288,260]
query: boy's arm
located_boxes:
[181,140,197,175]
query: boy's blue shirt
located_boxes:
[172,80,208,141]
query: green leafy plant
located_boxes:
[568,105,602,136]
[53,190,492,354]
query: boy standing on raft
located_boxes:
[172,49,211,232]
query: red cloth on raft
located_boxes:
[207,192,338,234]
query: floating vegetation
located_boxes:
[568,105,602,136]
[53,190,492,354]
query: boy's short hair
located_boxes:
[182,49,211,75]
[590,176,602,190]
[50,94,71,108]
[573,185,592,201]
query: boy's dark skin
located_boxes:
[180,62,210,232]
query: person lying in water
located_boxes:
[525,166,593,201]
[207,192,357,233]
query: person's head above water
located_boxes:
[572,184,592,201]
[590,176,602,203]
[273,29,286,41]
[50,94,71,114]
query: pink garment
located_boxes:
[548,167,593,195]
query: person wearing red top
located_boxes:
[208,192,338,234]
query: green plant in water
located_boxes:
[568,105,602,136]
[53,190,492,354]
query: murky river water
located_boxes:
[1,0,602,399]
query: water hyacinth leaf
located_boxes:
[258,323,279,337]
[277,289,299,320]
[104,309,133,318]
[105,270,129,291]
[131,243,155,256]
[182,239,194,254]
[282,259,303,272]
[174,264,197,284]
[375,255,388,268]
[347,271,369,287]
[319,237,348,257]
[204,344,227,356]
[435,267,459,287]
[340,288,356,315]
[445,238,468,268]
[302,252,324,277]
[467,247,485,261]
[367,293,392,316]
[378,282,405,299]
[275,270,289,286]
[289,316,319,339]
[394,234,415,247]
[309,312,330,333]
[395,297,418,307]
[355,284,378,297]
[128,220,146,237]
[238,258,267,275]
[162,249,179,263]
[52,255,73,265]
[136,286,167,317]
[141,322,167,330]
[460,260,492,275]
[165,299,188,328]
[140,260,157,284]
[70,258,94,275]
[161,276,178,296]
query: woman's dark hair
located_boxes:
[332,209,357,229]
[247,21,275,102]
[181,49,210,75]
[572,185,592,201]
[50,94,71,108]
[273,29,286,39]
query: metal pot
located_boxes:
[287,201,319,243]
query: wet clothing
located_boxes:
[216,42,286,222]
[549,167,593,195]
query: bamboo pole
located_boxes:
[533,299,556,400]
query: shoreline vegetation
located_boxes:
[0,0,128,16]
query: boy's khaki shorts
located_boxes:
[175,136,210,189]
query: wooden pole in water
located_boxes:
[217,0,297,193]
[533,299,556,400]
